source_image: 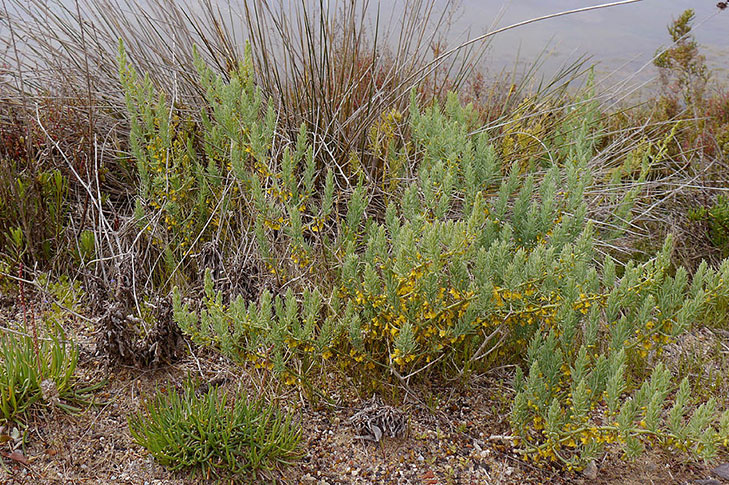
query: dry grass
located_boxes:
[2,0,728,280]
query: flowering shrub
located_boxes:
[511,243,729,468]
[119,43,337,287]
[342,91,729,466]
[125,47,729,470]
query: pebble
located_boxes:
[693,479,720,485]
[712,463,729,480]
[583,461,598,480]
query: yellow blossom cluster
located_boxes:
[632,318,673,358]
[344,256,571,374]
[140,117,224,254]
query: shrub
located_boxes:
[510,247,729,468]
[0,93,99,272]
[128,380,301,480]
[126,37,729,472]
[173,269,339,394]
[654,9,708,111]
[689,195,729,258]
[119,42,340,289]
[0,163,69,266]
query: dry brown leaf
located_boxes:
[4,450,29,465]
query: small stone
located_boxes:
[712,463,729,480]
[40,379,60,405]
[583,460,598,480]
[301,474,316,482]
[693,479,720,485]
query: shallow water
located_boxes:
[453,1,728,86]
[3,0,727,90]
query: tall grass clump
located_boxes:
[241,0,484,173]
[3,0,477,153]
[0,314,92,422]
[128,380,301,480]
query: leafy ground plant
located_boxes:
[0,322,85,421]
[128,380,301,480]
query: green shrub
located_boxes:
[0,163,69,266]
[689,195,729,258]
[173,269,339,392]
[128,43,729,471]
[128,380,301,480]
[654,9,708,110]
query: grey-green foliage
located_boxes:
[194,42,275,179]
[338,88,729,466]
[119,41,344,286]
[339,87,600,376]
[172,269,338,379]
[512,237,729,467]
